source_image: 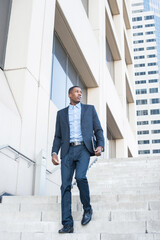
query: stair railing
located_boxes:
[0,145,60,174]
[0,145,60,195]
[0,145,98,194]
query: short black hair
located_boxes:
[68,86,81,94]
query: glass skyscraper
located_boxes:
[144,0,160,80]
[132,0,160,156]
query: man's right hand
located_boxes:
[52,153,60,165]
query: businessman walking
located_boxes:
[51,86,104,233]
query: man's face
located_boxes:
[69,87,82,104]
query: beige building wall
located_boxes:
[0,0,137,196]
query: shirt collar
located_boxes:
[69,102,81,110]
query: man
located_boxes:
[51,86,104,233]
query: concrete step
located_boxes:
[0,212,42,222]
[1,209,160,222]
[88,164,160,172]
[1,201,158,213]
[95,157,160,164]
[88,182,160,189]
[0,232,21,240]
[1,157,160,238]
[90,166,160,172]
[87,186,160,194]
[1,220,159,234]
[87,175,160,181]
[1,232,160,240]
[2,196,58,204]
[88,175,160,182]
[96,160,160,165]
[88,169,160,176]
[98,156,160,161]
[0,220,147,234]
[2,193,160,205]
[41,210,110,222]
[0,203,20,213]
[0,232,100,240]
[2,208,160,222]
[41,210,160,222]
[110,210,160,222]
[0,210,109,222]
[0,202,78,213]
[101,233,160,240]
[117,193,160,202]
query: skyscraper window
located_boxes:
[136,89,147,94]
[150,109,160,115]
[136,99,148,105]
[150,98,160,104]
[134,55,145,59]
[149,88,158,93]
[137,110,148,116]
[137,121,149,125]
[144,15,154,20]
[138,150,150,154]
[135,80,146,84]
[132,17,142,21]
[138,140,150,144]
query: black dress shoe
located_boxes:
[58,225,74,233]
[81,208,93,225]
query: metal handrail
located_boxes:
[0,145,59,175]
[0,145,35,164]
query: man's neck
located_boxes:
[70,102,80,106]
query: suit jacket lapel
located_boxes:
[63,106,69,127]
[81,103,86,123]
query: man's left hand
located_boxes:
[94,146,103,156]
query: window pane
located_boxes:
[137,121,148,125]
[50,33,87,108]
[51,35,67,109]
[153,149,160,153]
[66,59,78,106]
[138,150,150,154]
[151,120,160,124]
[0,0,12,69]
[106,38,114,81]
[78,77,87,104]
[138,140,150,144]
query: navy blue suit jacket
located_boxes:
[51,103,104,159]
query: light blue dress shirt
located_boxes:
[68,102,83,143]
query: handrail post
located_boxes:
[34,150,46,195]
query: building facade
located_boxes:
[144,0,160,79]
[0,0,137,196]
[132,0,160,155]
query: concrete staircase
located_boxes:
[1,156,160,240]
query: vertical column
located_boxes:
[88,0,107,158]
[34,150,47,195]
[4,0,56,193]
[114,0,128,158]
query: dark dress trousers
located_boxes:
[51,103,104,227]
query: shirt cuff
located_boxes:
[52,152,57,156]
